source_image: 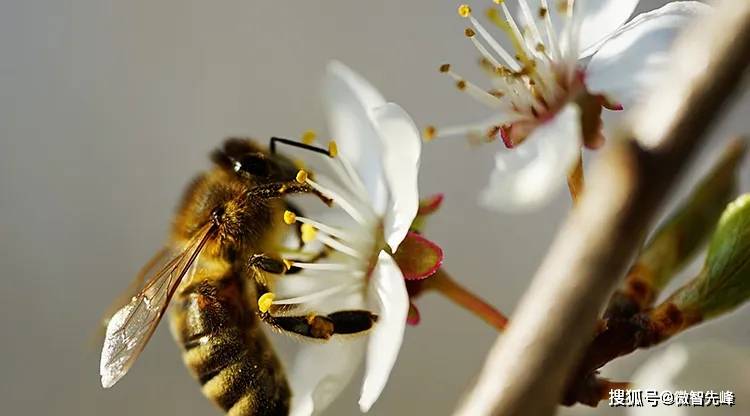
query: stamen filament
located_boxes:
[317,232,363,259]
[292,262,363,273]
[467,14,521,71]
[294,215,357,243]
[272,282,360,305]
[306,177,369,225]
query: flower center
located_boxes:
[258,139,386,312]
[426,1,589,143]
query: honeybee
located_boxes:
[99,137,378,415]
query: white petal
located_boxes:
[371,103,421,252]
[289,339,367,416]
[629,342,750,416]
[577,0,641,57]
[323,60,388,214]
[585,2,710,109]
[479,103,582,212]
[359,252,408,412]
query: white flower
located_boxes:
[433,1,710,211]
[268,61,422,415]
[628,341,750,415]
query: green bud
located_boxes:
[669,193,750,320]
[606,141,745,317]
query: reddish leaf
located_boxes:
[393,232,444,280]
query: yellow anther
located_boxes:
[282,258,294,270]
[328,140,339,158]
[283,210,297,225]
[424,125,437,142]
[458,4,471,18]
[301,130,316,145]
[258,292,275,313]
[456,80,467,90]
[493,0,505,4]
[300,223,318,243]
[439,63,451,73]
[464,28,476,38]
[295,169,308,184]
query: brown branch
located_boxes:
[453,3,750,416]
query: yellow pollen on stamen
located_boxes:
[456,80,467,90]
[258,292,275,313]
[282,259,293,270]
[424,125,437,141]
[295,169,308,184]
[300,223,318,243]
[439,63,451,73]
[283,210,297,225]
[301,130,316,145]
[458,4,471,18]
[493,0,505,4]
[464,27,476,38]
[328,140,338,158]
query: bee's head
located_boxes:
[210,138,299,184]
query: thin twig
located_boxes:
[454,2,750,415]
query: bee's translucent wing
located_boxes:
[99,224,214,388]
[92,247,174,346]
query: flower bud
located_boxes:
[668,193,750,320]
[606,141,745,318]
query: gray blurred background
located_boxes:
[1,1,747,415]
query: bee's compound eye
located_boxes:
[234,153,270,177]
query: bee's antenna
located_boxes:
[269,137,331,157]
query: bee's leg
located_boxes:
[247,253,303,280]
[249,181,332,206]
[259,310,378,340]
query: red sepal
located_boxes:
[393,232,444,280]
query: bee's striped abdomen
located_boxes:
[170,273,289,416]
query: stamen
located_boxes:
[327,140,338,158]
[465,27,504,70]
[539,0,561,60]
[458,4,472,18]
[258,292,275,313]
[300,223,318,243]
[283,210,297,225]
[442,68,509,109]
[465,13,521,71]
[291,262,362,272]
[283,258,294,270]
[515,0,545,55]
[295,169,308,184]
[317,232,363,259]
[424,125,437,141]
[272,282,360,306]
[301,130,316,145]
[305,177,369,225]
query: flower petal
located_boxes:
[585,2,710,109]
[393,232,444,281]
[577,0,641,57]
[479,103,582,212]
[323,60,388,214]
[289,339,367,416]
[371,103,421,251]
[360,252,408,412]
